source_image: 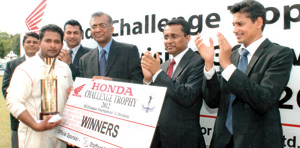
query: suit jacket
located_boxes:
[79,39,143,84]
[69,45,90,80]
[2,56,25,131]
[204,39,293,148]
[151,49,206,148]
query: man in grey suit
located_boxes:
[58,19,90,80]
[79,12,143,83]
[142,19,206,148]
[2,32,40,148]
[195,0,293,147]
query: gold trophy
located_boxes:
[40,58,58,120]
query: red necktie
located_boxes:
[167,59,175,77]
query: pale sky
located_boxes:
[0,0,40,34]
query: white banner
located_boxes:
[55,78,167,148]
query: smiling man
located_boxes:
[142,18,206,148]
[79,11,143,84]
[6,24,73,148]
[195,0,293,147]
[58,19,90,80]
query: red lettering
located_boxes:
[100,84,107,92]
[91,83,133,96]
[116,86,124,94]
[91,82,100,90]
[124,87,133,96]
[107,85,116,93]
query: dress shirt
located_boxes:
[68,44,80,63]
[152,48,189,82]
[98,39,113,60]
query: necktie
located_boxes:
[167,59,175,77]
[225,48,249,134]
[99,49,106,76]
[69,49,73,63]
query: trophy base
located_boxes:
[40,112,59,120]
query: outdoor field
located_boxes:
[0,76,12,148]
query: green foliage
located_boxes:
[0,32,20,58]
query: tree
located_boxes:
[9,34,20,56]
[0,32,10,58]
[0,32,20,58]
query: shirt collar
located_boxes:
[24,54,30,60]
[239,36,266,57]
[172,47,189,65]
[98,39,113,55]
[69,44,81,56]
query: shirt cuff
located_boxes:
[221,64,236,81]
[152,69,162,82]
[143,79,152,85]
[204,66,215,80]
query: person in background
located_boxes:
[2,32,40,148]
[142,18,206,148]
[195,0,293,147]
[6,24,73,148]
[58,19,90,80]
[79,11,143,83]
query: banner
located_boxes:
[55,78,167,148]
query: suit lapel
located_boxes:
[105,40,120,76]
[245,39,271,75]
[90,48,99,76]
[161,60,170,73]
[172,49,193,79]
[73,45,84,65]
[231,49,240,68]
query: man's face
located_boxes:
[40,31,63,58]
[23,36,40,57]
[163,24,190,57]
[64,25,83,49]
[90,15,114,47]
[232,12,262,47]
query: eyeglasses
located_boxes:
[163,35,182,41]
[91,23,110,30]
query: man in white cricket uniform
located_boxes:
[6,24,73,148]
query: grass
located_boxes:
[0,76,12,148]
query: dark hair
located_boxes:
[64,19,83,33]
[40,24,64,42]
[22,32,39,44]
[230,0,266,31]
[166,18,191,36]
[90,11,113,25]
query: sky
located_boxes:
[0,0,39,34]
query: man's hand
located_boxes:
[58,49,72,65]
[141,51,161,79]
[141,51,153,83]
[18,110,61,132]
[92,76,112,81]
[194,33,215,71]
[34,115,62,131]
[217,32,232,69]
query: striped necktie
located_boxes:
[99,49,106,76]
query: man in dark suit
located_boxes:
[79,12,143,84]
[142,19,206,148]
[58,19,90,80]
[195,0,293,147]
[2,32,40,148]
